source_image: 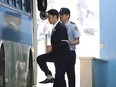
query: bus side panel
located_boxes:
[3,41,31,87]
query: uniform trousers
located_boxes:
[66,50,76,87]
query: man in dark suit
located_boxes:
[36,9,70,87]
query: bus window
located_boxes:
[12,0,16,7]
[22,0,32,13]
[22,0,25,11]
[5,0,9,4]
[16,0,22,10]
[8,0,13,6]
[25,0,32,13]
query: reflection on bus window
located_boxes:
[6,12,21,30]
[1,11,21,41]
[4,11,14,27]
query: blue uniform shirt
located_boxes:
[65,21,80,51]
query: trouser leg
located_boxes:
[67,51,76,87]
[67,64,75,87]
[53,60,67,87]
[36,54,54,76]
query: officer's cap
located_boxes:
[59,8,70,15]
[47,9,58,16]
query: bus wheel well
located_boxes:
[29,49,33,69]
[0,44,5,87]
[27,49,33,87]
[0,44,5,58]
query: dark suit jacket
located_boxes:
[50,22,70,61]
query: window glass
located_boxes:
[3,0,7,3]
[25,0,32,13]
[12,0,16,7]
[9,0,13,6]
[16,0,22,9]
[22,0,25,11]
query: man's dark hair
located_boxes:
[47,9,59,19]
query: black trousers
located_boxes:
[36,51,76,87]
[66,51,76,87]
[36,53,54,76]
[36,53,68,87]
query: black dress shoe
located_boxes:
[39,78,54,84]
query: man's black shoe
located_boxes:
[39,78,54,84]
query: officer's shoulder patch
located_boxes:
[70,21,75,24]
[75,27,78,31]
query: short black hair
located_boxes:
[47,9,59,18]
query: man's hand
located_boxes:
[46,46,52,54]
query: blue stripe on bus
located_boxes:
[0,27,32,45]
